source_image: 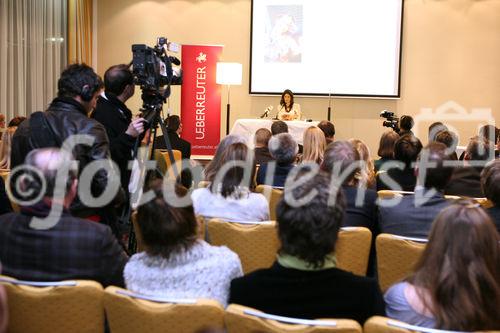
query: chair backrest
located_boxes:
[377,190,414,200]
[335,227,372,276]
[154,149,182,178]
[376,234,427,292]
[207,218,280,274]
[255,184,283,221]
[475,197,494,209]
[225,304,362,333]
[364,316,496,333]
[0,275,104,333]
[103,286,224,333]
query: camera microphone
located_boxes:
[169,56,181,66]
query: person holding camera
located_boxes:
[92,64,145,193]
[277,89,301,121]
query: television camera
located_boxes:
[131,37,182,125]
[380,110,400,133]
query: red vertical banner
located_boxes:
[180,45,223,156]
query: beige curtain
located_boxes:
[67,0,93,66]
[0,0,67,119]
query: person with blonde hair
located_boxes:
[349,139,375,188]
[301,126,326,164]
[385,201,500,330]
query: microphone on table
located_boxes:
[260,105,273,119]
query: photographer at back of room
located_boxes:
[92,64,145,194]
[399,115,415,137]
[276,89,302,121]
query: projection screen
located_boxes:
[250,0,404,97]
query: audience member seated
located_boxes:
[229,172,385,323]
[301,126,326,164]
[270,120,303,153]
[317,120,335,145]
[445,136,493,198]
[349,139,376,189]
[0,114,4,129]
[434,130,458,160]
[154,115,191,159]
[384,201,500,330]
[0,263,6,333]
[0,176,12,215]
[427,121,447,143]
[480,159,500,233]
[398,115,414,137]
[377,134,422,191]
[1,118,27,172]
[0,148,128,286]
[253,128,273,165]
[478,124,499,146]
[203,134,246,182]
[374,130,399,172]
[125,180,242,307]
[193,143,269,221]
[321,141,378,232]
[256,133,297,188]
[378,142,453,238]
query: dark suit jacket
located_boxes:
[0,207,128,287]
[254,147,274,166]
[445,166,483,198]
[0,177,12,215]
[154,130,191,159]
[376,166,416,192]
[92,93,135,190]
[229,262,385,324]
[342,186,378,232]
[256,162,294,188]
[486,206,500,233]
[378,189,451,238]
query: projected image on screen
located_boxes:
[264,5,303,63]
[251,0,403,97]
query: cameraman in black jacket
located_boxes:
[11,63,120,228]
[91,64,145,194]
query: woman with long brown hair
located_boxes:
[349,139,376,188]
[385,201,500,330]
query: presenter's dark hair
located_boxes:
[137,179,197,259]
[104,64,133,96]
[280,89,294,108]
[276,171,345,268]
[57,63,103,99]
[399,115,414,131]
[166,115,181,132]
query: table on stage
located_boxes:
[230,119,319,146]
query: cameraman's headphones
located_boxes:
[80,84,94,102]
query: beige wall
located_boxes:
[96,0,500,154]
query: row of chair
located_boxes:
[3,275,488,333]
[132,213,426,291]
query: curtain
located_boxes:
[0,0,67,119]
[67,0,93,66]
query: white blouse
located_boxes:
[277,103,302,121]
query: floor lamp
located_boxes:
[216,62,242,135]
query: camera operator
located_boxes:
[92,64,145,194]
[399,115,415,137]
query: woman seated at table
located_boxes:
[277,89,301,121]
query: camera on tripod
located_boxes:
[131,37,182,126]
[380,110,400,133]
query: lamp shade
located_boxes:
[216,62,242,85]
